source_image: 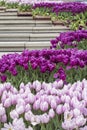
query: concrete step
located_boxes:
[0,48,24,52]
[0,20,51,23]
[35,20,52,26]
[0,7,6,10]
[0,16,33,20]
[0,33,29,37]
[0,10,5,12]
[0,42,25,51]
[25,41,50,50]
[0,33,59,41]
[0,28,69,33]
[6,9,18,12]
[0,33,29,41]
[0,31,33,33]
[0,33,59,42]
[0,30,66,33]
[0,12,17,16]
[0,39,28,42]
[0,20,36,24]
[0,20,52,27]
[0,41,50,52]
[0,26,69,32]
[29,33,59,41]
[32,26,69,33]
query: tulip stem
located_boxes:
[33,126,35,130]
[0,122,1,130]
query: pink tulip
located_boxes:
[75,115,86,127]
[40,101,49,112]
[16,105,25,115]
[40,113,50,124]
[4,98,11,108]
[25,111,33,121]
[25,104,31,112]
[48,109,55,118]
[56,104,63,114]
[1,114,7,123]
[33,99,40,110]
[50,99,57,109]
[10,110,19,119]
[73,108,81,117]
[0,104,5,116]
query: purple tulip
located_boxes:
[0,75,7,82]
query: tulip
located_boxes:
[10,110,19,119]
[48,109,55,118]
[56,104,63,114]
[40,101,49,112]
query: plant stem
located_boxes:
[0,122,1,130]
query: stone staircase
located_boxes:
[0,8,69,57]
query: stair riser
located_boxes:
[30,38,56,41]
[0,12,17,15]
[0,48,24,52]
[0,39,29,42]
[0,30,66,33]
[0,17,33,20]
[0,39,54,42]
[0,24,52,27]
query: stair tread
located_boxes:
[30,33,59,37]
[0,26,68,30]
[0,42,25,46]
[0,12,17,15]
[0,16,33,20]
[0,33,29,37]
[0,41,51,52]
[0,41,50,45]
[0,20,51,23]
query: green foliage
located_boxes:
[70,13,87,30]
[32,115,63,130]
[32,7,50,17]
[51,12,73,21]
[6,2,18,9]
[0,0,5,6]
[50,11,87,30]
[66,66,87,84]
[18,4,32,12]
[78,40,87,50]
[4,63,87,89]
[57,40,87,50]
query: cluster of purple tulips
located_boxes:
[50,30,87,49]
[0,48,87,83]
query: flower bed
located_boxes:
[0,79,87,130]
[0,49,87,86]
[33,2,87,30]
[50,30,87,49]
